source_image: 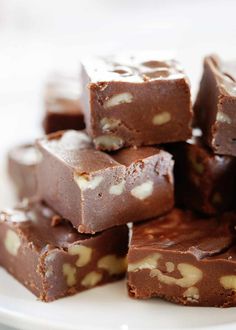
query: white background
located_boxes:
[0,0,236,329]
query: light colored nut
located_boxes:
[100,117,121,132]
[4,229,21,256]
[150,263,203,288]
[183,286,199,302]
[62,263,77,287]
[216,111,232,124]
[220,275,236,290]
[94,135,124,151]
[109,180,125,196]
[0,210,28,223]
[128,253,162,272]
[104,92,133,109]
[131,180,154,200]
[68,245,92,267]
[81,271,102,288]
[152,112,171,125]
[45,265,53,278]
[97,254,127,275]
[165,262,175,273]
[74,173,103,191]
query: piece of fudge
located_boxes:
[169,137,236,215]
[194,55,236,156]
[8,144,41,199]
[0,202,128,302]
[127,208,236,307]
[36,130,174,233]
[43,73,85,134]
[81,53,192,151]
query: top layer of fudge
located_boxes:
[36,130,174,233]
[81,53,192,151]
[43,73,85,134]
[194,55,236,156]
[127,208,236,307]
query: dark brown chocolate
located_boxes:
[8,144,40,199]
[127,208,236,307]
[0,202,128,301]
[43,73,85,134]
[36,130,174,233]
[81,53,192,151]
[168,137,236,215]
[194,55,236,156]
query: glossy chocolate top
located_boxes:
[9,144,41,166]
[81,53,186,83]
[205,55,236,97]
[132,209,236,259]
[0,202,92,250]
[37,130,167,173]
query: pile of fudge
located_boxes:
[3,53,236,307]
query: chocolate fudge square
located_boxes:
[8,144,41,199]
[169,137,236,215]
[81,53,192,150]
[43,73,85,134]
[194,55,236,156]
[0,202,128,301]
[36,130,174,233]
[127,208,236,307]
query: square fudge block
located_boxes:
[127,208,236,307]
[81,53,192,151]
[43,73,85,134]
[194,55,236,156]
[8,144,41,199]
[168,137,236,215]
[36,130,174,233]
[0,202,128,301]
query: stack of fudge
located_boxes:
[4,53,236,307]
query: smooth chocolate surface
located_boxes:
[36,130,174,233]
[43,73,85,134]
[81,53,192,151]
[168,137,236,215]
[8,144,40,199]
[194,55,236,156]
[127,208,236,307]
[0,201,128,301]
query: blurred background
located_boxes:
[0,0,236,203]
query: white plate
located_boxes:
[1,270,236,330]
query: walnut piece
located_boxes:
[62,263,76,286]
[216,111,232,124]
[109,180,125,196]
[150,263,203,288]
[98,254,127,275]
[128,253,162,272]
[74,173,103,191]
[93,135,124,151]
[100,117,121,132]
[220,275,236,290]
[68,245,93,267]
[165,261,175,273]
[131,181,154,200]
[152,112,171,125]
[104,92,133,109]
[4,229,21,256]
[81,271,102,288]
[183,286,200,302]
